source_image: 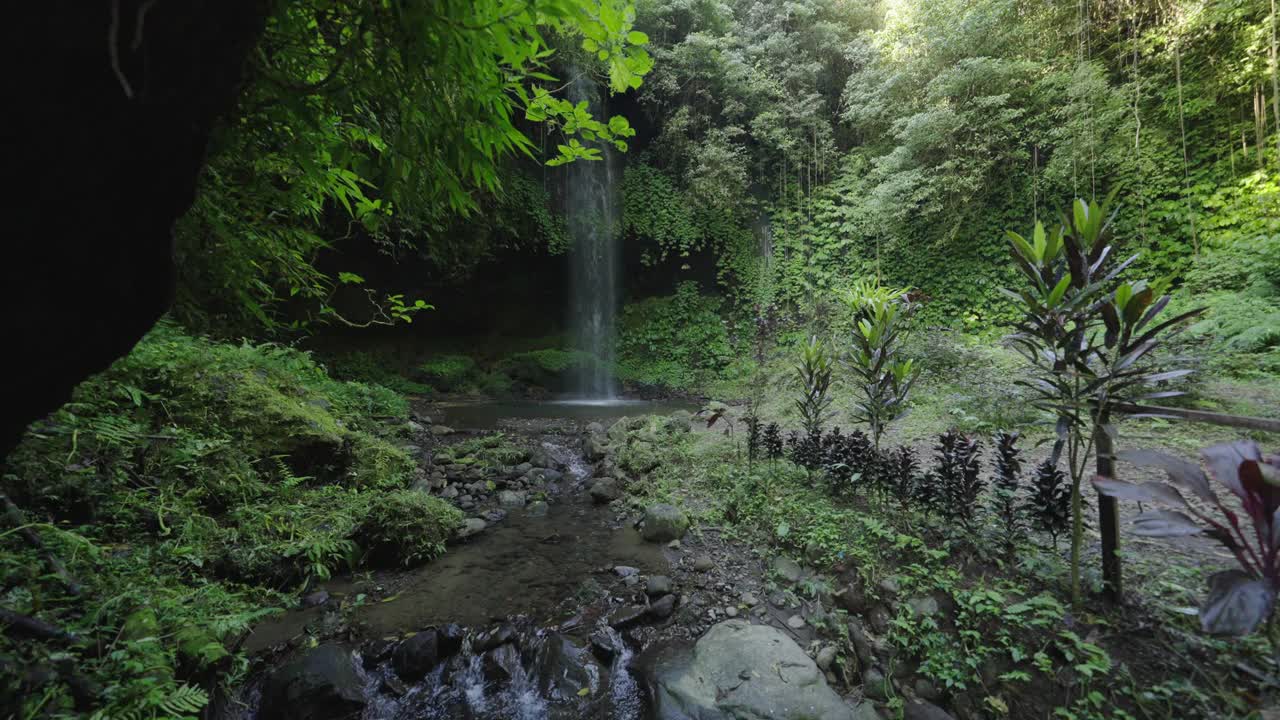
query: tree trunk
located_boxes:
[1272,0,1280,168]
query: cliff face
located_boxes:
[2,1,268,459]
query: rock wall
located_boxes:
[2,1,268,459]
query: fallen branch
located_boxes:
[0,492,83,596]
[0,607,80,643]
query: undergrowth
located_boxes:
[0,321,459,719]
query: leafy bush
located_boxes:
[989,430,1025,558]
[617,281,732,391]
[495,348,602,390]
[359,490,462,566]
[841,279,921,448]
[324,349,433,395]
[1026,460,1070,550]
[793,336,834,438]
[0,321,450,718]
[416,353,480,392]
[933,430,984,532]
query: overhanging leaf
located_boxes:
[1200,570,1275,636]
[1132,510,1203,537]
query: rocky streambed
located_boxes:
[232,402,914,720]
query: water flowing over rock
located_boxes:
[638,620,856,720]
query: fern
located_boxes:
[159,683,209,717]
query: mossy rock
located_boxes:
[346,431,416,489]
[175,626,230,669]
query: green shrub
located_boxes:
[324,349,433,395]
[496,348,601,390]
[346,431,416,489]
[617,281,732,391]
[359,490,462,566]
[416,353,479,391]
[0,321,439,718]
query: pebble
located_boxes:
[613,565,640,578]
[692,554,715,572]
[786,615,806,629]
[725,606,739,618]
[741,592,759,606]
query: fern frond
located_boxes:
[159,683,209,717]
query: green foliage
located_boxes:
[435,433,531,468]
[793,336,834,440]
[360,490,463,566]
[0,322,457,718]
[496,348,603,390]
[417,354,481,392]
[1004,196,1201,605]
[175,0,652,332]
[617,281,732,390]
[324,349,433,396]
[841,280,921,448]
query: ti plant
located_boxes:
[1094,441,1280,637]
[763,422,784,464]
[745,413,762,469]
[794,335,835,440]
[990,430,1025,559]
[934,430,984,532]
[1026,459,1070,551]
[889,445,921,514]
[1003,195,1202,606]
[841,279,920,449]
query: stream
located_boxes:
[238,400,698,720]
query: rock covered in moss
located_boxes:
[641,503,689,542]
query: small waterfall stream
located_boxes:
[565,71,621,401]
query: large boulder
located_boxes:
[641,503,689,543]
[259,644,365,720]
[392,630,441,681]
[589,478,622,504]
[639,620,854,720]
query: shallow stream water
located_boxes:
[243,404,687,720]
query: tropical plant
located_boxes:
[1003,195,1202,606]
[819,427,874,497]
[933,430,984,532]
[763,423,785,464]
[990,430,1025,559]
[745,413,762,468]
[888,445,921,513]
[1026,459,1070,551]
[794,335,835,439]
[1094,441,1280,637]
[841,279,921,449]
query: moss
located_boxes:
[346,431,415,489]
[416,354,479,391]
[359,490,463,566]
[223,370,345,455]
[437,432,528,466]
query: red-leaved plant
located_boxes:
[1093,441,1280,636]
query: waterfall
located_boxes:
[565,71,620,401]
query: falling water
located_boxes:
[565,71,621,401]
